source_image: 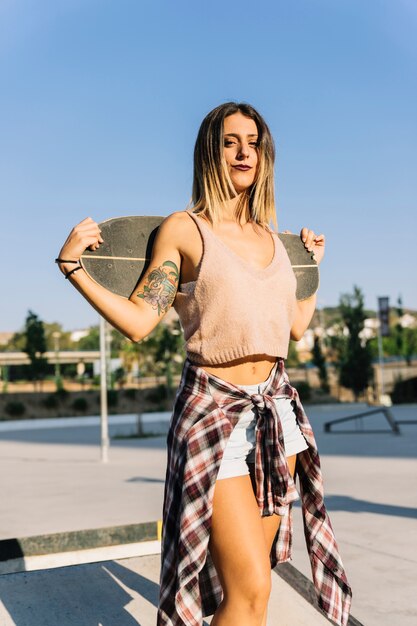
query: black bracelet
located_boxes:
[65,266,83,280]
[55,258,80,264]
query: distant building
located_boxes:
[294,328,315,362]
[70,329,90,342]
[360,317,378,341]
[0,332,14,346]
[400,313,416,328]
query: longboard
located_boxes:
[80,216,319,300]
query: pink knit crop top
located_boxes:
[173,209,297,365]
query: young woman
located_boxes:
[57,102,351,626]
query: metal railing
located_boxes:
[324,406,401,434]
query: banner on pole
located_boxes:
[378,297,390,337]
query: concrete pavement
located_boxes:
[0,553,339,626]
[0,403,416,625]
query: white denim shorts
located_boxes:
[212,371,309,481]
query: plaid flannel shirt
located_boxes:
[158,358,352,626]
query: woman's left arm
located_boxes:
[290,227,325,341]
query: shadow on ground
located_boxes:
[126,476,165,484]
[0,559,213,626]
[295,495,417,519]
[0,560,143,626]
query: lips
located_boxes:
[233,165,252,171]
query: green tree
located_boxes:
[394,297,417,366]
[367,297,417,365]
[120,330,157,381]
[23,310,48,388]
[110,328,127,357]
[403,327,417,366]
[6,331,26,352]
[76,325,124,354]
[286,341,300,368]
[118,319,185,386]
[77,326,100,350]
[44,322,74,351]
[153,320,184,393]
[338,286,373,400]
[312,334,330,393]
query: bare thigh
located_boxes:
[208,455,298,601]
[208,475,272,600]
[208,456,299,626]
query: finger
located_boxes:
[305,229,314,241]
[304,230,316,251]
[73,225,101,240]
[72,230,100,245]
[78,216,95,226]
[314,234,325,244]
[85,237,102,251]
[300,227,309,242]
[75,221,100,232]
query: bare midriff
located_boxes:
[202,354,278,386]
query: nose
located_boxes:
[236,141,250,160]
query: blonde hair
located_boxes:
[191,102,276,229]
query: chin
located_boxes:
[231,179,255,195]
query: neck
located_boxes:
[220,194,250,224]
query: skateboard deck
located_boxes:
[80,216,319,300]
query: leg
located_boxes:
[209,475,272,626]
[258,454,298,626]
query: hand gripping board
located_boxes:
[80,216,319,301]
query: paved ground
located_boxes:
[0,403,416,625]
[0,553,334,626]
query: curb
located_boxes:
[0,521,162,574]
[0,521,161,561]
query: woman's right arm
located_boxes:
[57,214,183,342]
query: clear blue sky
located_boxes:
[1,0,416,332]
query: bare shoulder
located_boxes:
[160,210,193,231]
[156,210,196,250]
[154,210,202,282]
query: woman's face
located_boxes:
[223,112,259,194]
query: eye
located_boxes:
[224,140,236,147]
[249,141,259,147]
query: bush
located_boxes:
[42,394,59,409]
[293,381,311,402]
[71,397,88,412]
[91,375,101,388]
[391,377,417,404]
[145,384,168,404]
[4,401,26,417]
[55,387,68,401]
[124,388,137,401]
[107,389,118,407]
[43,388,68,408]
[113,367,126,385]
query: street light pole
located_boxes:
[52,331,61,390]
[377,297,390,404]
[377,317,385,401]
[99,316,109,463]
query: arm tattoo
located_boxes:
[137,260,179,316]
